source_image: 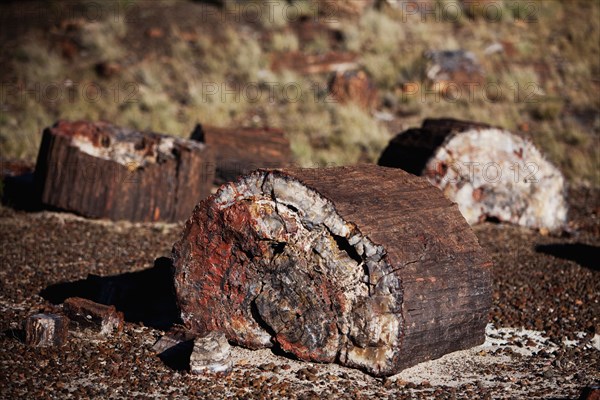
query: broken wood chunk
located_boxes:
[24,313,69,347]
[34,120,214,222]
[152,325,196,355]
[62,297,123,336]
[173,165,491,376]
[378,118,568,231]
[190,332,232,374]
[190,124,292,184]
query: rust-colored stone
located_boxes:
[329,70,379,111]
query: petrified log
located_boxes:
[62,297,124,336]
[172,165,491,376]
[378,118,568,231]
[190,124,292,185]
[24,313,69,347]
[34,120,214,222]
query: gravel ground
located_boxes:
[0,187,598,399]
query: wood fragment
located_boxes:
[62,297,124,336]
[173,165,491,376]
[24,313,69,347]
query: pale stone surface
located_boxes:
[190,332,233,374]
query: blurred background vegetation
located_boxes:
[0,0,598,185]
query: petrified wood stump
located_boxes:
[173,165,491,376]
[190,124,292,184]
[379,118,568,231]
[34,120,214,222]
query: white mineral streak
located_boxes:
[99,313,122,336]
[34,315,55,345]
[425,128,567,230]
[214,171,402,373]
[71,134,204,169]
[190,332,232,374]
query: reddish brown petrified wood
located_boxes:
[62,297,124,336]
[190,124,293,184]
[34,120,214,222]
[172,165,492,376]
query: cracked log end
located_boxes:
[379,118,568,231]
[173,165,491,376]
[34,120,214,222]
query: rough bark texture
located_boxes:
[190,124,292,185]
[24,314,69,347]
[379,118,568,231]
[173,165,491,376]
[34,120,214,222]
